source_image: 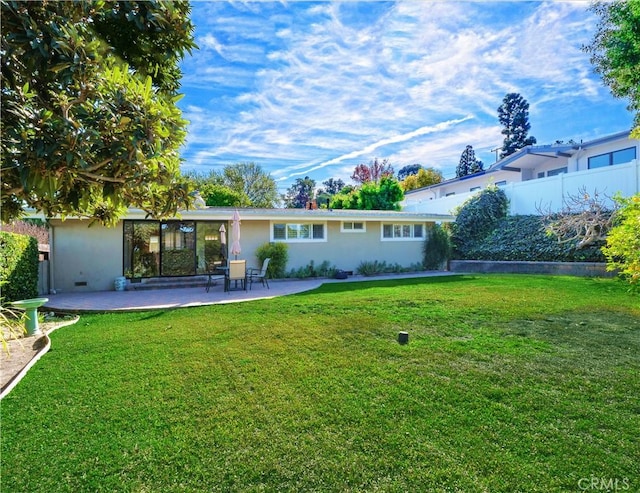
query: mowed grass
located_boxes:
[1,275,639,492]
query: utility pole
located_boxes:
[490,146,501,163]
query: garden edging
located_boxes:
[0,317,79,400]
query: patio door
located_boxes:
[195,222,227,275]
[160,221,196,276]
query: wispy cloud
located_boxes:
[178,1,633,187]
[275,116,474,181]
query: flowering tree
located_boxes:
[351,158,394,184]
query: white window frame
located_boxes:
[341,221,366,233]
[380,223,425,241]
[271,222,327,242]
[588,146,637,169]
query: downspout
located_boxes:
[48,223,56,294]
[572,142,584,172]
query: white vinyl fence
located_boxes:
[403,160,639,216]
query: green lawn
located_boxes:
[2,275,639,492]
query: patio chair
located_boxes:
[205,260,226,293]
[225,260,247,292]
[248,258,271,290]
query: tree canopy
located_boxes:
[1,1,196,224]
[283,176,316,209]
[584,0,640,138]
[351,158,394,184]
[316,178,346,208]
[330,176,404,211]
[455,145,484,178]
[318,178,346,196]
[220,163,279,208]
[497,93,537,159]
[401,167,443,191]
[183,163,278,208]
[397,164,423,180]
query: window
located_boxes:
[588,147,637,169]
[612,147,636,165]
[546,167,568,177]
[495,180,507,187]
[341,221,366,233]
[381,223,425,241]
[470,186,481,192]
[272,222,326,241]
[445,192,456,197]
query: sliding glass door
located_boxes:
[124,220,227,278]
[161,221,196,276]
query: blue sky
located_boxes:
[178,1,633,193]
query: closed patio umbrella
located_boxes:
[230,210,241,259]
[219,224,227,259]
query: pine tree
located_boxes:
[456,145,484,178]
[498,93,537,159]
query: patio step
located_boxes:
[126,275,217,291]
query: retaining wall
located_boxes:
[449,260,614,277]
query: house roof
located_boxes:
[486,144,574,172]
[404,129,633,195]
[124,207,455,223]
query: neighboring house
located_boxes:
[402,130,639,215]
[46,208,453,292]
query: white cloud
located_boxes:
[178,1,631,189]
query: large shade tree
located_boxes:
[584,0,640,138]
[497,93,537,159]
[1,1,196,225]
[183,163,279,208]
[221,163,279,208]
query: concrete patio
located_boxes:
[42,272,455,312]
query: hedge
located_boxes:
[0,232,39,302]
[455,215,605,263]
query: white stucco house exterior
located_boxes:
[402,130,639,215]
[38,129,637,293]
[46,208,453,293]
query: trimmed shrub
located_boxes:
[0,232,39,302]
[423,224,452,269]
[602,193,640,287]
[255,242,288,279]
[450,186,509,257]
